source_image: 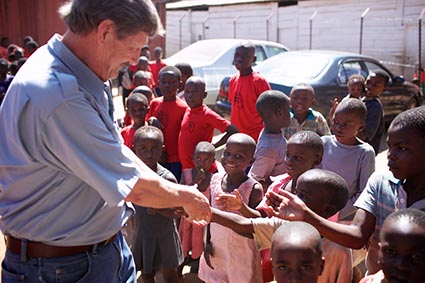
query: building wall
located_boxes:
[0,0,65,46]
[166,0,425,78]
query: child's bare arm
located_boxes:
[211,207,254,238]
[215,190,262,218]
[268,190,376,249]
[213,124,239,149]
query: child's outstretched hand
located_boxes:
[265,190,308,221]
[203,241,215,270]
[215,189,243,211]
[194,168,207,185]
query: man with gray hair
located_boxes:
[0,0,211,281]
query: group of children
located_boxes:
[116,40,424,283]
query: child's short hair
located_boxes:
[237,41,255,53]
[132,85,153,101]
[288,131,324,158]
[194,141,215,156]
[126,91,148,107]
[272,221,322,254]
[368,71,389,85]
[134,125,164,144]
[159,65,182,81]
[175,62,193,77]
[336,98,367,121]
[290,83,315,96]
[186,76,206,90]
[299,169,349,212]
[256,90,290,113]
[154,46,163,53]
[381,208,425,238]
[348,74,365,85]
[390,105,425,138]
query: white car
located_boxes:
[164,39,289,106]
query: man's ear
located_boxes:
[97,19,115,43]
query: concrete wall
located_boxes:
[166,0,425,79]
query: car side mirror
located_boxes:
[393,75,405,85]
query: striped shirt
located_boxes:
[283,108,331,140]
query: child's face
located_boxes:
[233,46,255,72]
[387,126,425,181]
[272,238,324,283]
[127,100,148,126]
[347,81,363,99]
[285,143,321,179]
[331,110,364,145]
[221,142,254,176]
[379,219,425,283]
[295,183,333,218]
[138,61,148,71]
[159,71,181,100]
[134,133,163,169]
[193,151,215,172]
[154,49,162,60]
[258,104,291,131]
[133,76,149,88]
[290,89,314,118]
[184,81,206,108]
[365,76,386,98]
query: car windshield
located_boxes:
[166,41,232,63]
[256,52,331,80]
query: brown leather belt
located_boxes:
[5,234,117,258]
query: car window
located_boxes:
[364,61,392,83]
[255,46,267,63]
[337,61,367,84]
[266,46,288,57]
[256,52,331,79]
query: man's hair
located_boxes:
[299,169,349,212]
[336,98,367,122]
[390,105,425,139]
[368,71,389,85]
[159,66,182,81]
[134,125,163,144]
[59,0,163,38]
[194,141,216,156]
[291,83,315,96]
[175,62,193,77]
[256,90,290,113]
[288,131,324,158]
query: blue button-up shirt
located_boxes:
[0,34,141,246]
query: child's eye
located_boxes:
[235,154,242,159]
[277,265,289,271]
[301,264,312,271]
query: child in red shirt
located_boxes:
[228,42,271,141]
[149,46,167,96]
[120,92,149,150]
[178,76,238,173]
[147,66,187,180]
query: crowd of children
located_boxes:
[111,40,425,283]
[3,35,423,283]
[0,35,37,105]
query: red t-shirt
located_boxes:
[121,125,137,149]
[228,71,270,141]
[147,97,188,162]
[178,105,230,169]
[149,60,167,88]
